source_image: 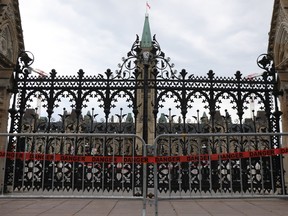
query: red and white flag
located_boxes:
[146,1,151,10]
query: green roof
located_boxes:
[140,14,152,48]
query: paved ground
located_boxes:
[0,198,287,216]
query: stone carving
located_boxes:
[0,2,14,23]
[0,25,13,61]
[0,2,18,62]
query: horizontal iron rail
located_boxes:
[155,132,288,140]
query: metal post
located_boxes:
[154,142,158,216]
[142,143,147,216]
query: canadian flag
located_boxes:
[146,2,151,9]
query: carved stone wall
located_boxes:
[0,0,24,65]
[0,0,24,192]
[268,0,288,185]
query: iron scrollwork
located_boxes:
[4,35,284,196]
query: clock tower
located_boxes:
[136,14,156,145]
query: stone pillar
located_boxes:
[0,69,13,193]
[279,78,288,188]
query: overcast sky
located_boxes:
[19,0,275,78]
[18,1,275,120]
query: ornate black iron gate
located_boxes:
[3,35,285,196]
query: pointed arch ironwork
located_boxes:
[4,36,284,196]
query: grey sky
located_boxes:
[19,0,274,78]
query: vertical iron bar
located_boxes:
[269,154,275,193]
[51,136,56,194]
[142,140,147,216]
[178,138,182,197]
[82,136,85,196]
[111,137,115,195]
[31,136,36,193]
[229,157,233,196]
[20,136,26,192]
[121,137,124,197]
[209,157,212,195]
[91,137,95,196]
[101,137,105,195]
[153,138,158,216]
[71,136,76,195]
[198,137,202,196]
[218,146,223,195]
[188,137,192,197]
[248,144,254,196]
[132,137,135,197]
[169,138,172,197]
[62,136,65,195]
[41,135,47,195]
[279,154,286,194]
[239,159,244,195]
[260,156,265,195]
[239,136,244,195]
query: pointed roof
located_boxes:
[202,112,208,118]
[140,14,152,48]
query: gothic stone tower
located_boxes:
[268,0,288,186]
[0,0,24,192]
[136,14,156,145]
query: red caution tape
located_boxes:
[0,148,288,163]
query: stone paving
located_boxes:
[0,198,287,216]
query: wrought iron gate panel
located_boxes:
[2,134,145,197]
[153,133,285,199]
[3,35,285,197]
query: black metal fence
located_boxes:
[3,35,285,197]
